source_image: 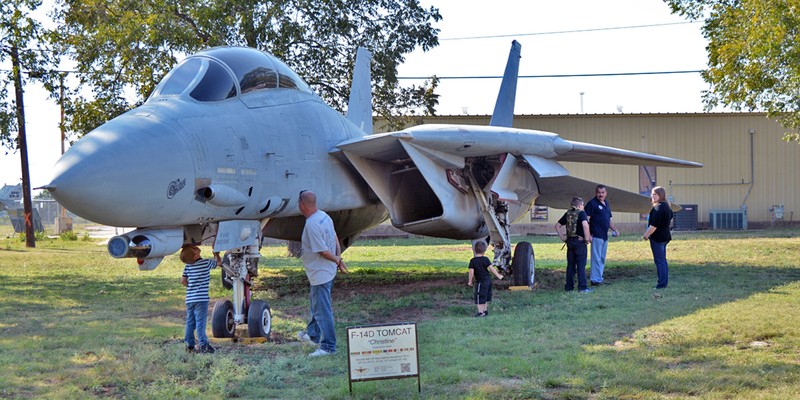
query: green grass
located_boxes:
[1,226,799,399]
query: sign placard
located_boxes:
[347,322,420,393]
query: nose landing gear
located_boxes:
[211,244,271,341]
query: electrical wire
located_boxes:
[398,70,703,80]
[440,21,702,41]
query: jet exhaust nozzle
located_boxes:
[107,227,184,259]
[196,184,249,207]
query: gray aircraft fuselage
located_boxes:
[50,47,386,243]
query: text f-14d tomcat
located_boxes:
[46,41,701,338]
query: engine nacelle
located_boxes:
[107,227,184,260]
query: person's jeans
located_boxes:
[650,240,669,288]
[565,238,588,291]
[307,279,336,353]
[590,237,608,283]
[185,301,209,347]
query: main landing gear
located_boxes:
[467,166,535,288]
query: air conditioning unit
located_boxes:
[674,204,698,231]
[709,209,747,230]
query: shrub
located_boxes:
[60,230,79,241]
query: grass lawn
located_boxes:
[0,226,798,399]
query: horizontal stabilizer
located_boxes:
[535,175,654,214]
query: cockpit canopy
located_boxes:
[152,46,312,102]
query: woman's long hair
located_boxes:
[652,186,668,206]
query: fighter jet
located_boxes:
[46,41,701,338]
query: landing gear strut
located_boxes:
[211,241,271,339]
[467,165,535,288]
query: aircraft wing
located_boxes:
[337,125,701,168]
[336,125,693,224]
[552,140,702,167]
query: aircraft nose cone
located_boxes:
[50,114,194,226]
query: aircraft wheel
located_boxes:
[211,299,235,338]
[511,241,535,287]
[247,299,272,338]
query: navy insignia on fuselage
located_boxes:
[167,178,186,199]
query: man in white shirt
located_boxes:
[296,190,348,356]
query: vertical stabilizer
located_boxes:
[489,40,521,128]
[347,47,373,134]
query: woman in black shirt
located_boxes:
[643,186,673,289]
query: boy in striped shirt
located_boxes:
[181,245,221,353]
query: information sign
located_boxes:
[347,322,420,393]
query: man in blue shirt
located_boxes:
[584,185,619,286]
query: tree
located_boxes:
[34,188,52,199]
[1,0,58,150]
[52,0,441,136]
[665,0,800,142]
[1,0,61,247]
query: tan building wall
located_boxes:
[376,113,799,228]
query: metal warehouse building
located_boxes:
[377,112,798,231]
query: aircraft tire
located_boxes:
[511,241,535,287]
[247,299,272,338]
[211,299,236,338]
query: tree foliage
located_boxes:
[52,0,441,136]
[666,0,800,142]
[0,0,60,151]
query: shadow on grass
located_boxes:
[465,262,800,398]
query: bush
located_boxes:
[60,230,79,241]
[18,230,50,242]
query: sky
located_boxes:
[0,0,714,190]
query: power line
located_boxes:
[441,21,702,41]
[398,70,704,80]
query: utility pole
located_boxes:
[11,45,36,248]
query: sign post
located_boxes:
[346,322,420,394]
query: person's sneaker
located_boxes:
[590,281,602,286]
[578,288,594,293]
[185,345,195,353]
[297,331,315,344]
[475,312,487,317]
[198,344,216,354]
[309,348,334,357]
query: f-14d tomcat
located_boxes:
[46,41,701,339]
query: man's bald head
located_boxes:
[299,190,317,206]
[299,190,318,217]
